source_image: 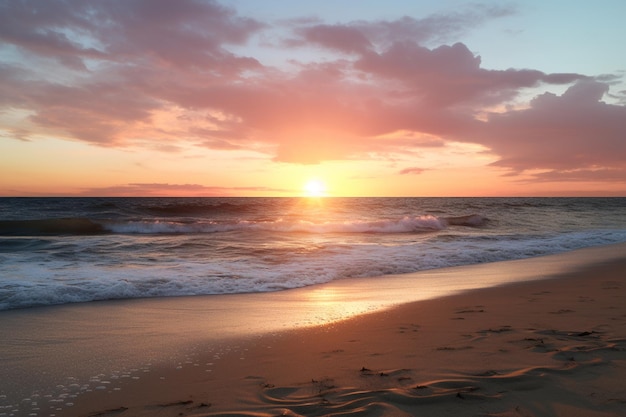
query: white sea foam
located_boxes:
[101,215,449,235]
[1,228,625,311]
[1,197,625,311]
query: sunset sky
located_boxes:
[1,0,625,197]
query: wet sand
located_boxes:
[2,243,626,417]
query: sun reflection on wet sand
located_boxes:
[2,243,625,414]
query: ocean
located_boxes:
[1,197,625,311]
[2,196,626,416]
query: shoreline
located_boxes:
[2,243,626,416]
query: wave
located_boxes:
[141,202,255,216]
[442,214,486,227]
[1,231,625,311]
[0,214,487,236]
[103,215,487,235]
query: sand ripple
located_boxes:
[191,336,626,417]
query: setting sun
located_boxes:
[303,179,327,197]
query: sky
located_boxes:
[1,0,625,197]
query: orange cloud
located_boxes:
[0,0,623,188]
[77,183,291,197]
[399,167,426,175]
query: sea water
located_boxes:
[1,197,626,416]
[1,197,625,311]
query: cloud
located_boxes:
[0,1,107,70]
[471,81,626,176]
[355,42,585,109]
[0,0,263,71]
[77,183,291,197]
[399,167,426,175]
[0,0,624,186]
[296,24,373,54]
[0,0,264,146]
[351,4,516,47]
[529,168,626,184]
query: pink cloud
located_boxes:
[0,0,264,146]
[77,183,291,197]
[356,42,585,109]
[399,167,426,175]
[298,25,373,54]
[0,0,263,71]
[0,0,624,186]
[529,168,626,184]
[0,2,107,70]
[351,5,516,47]
[471,81,626,177]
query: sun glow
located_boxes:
[303,179,327,197]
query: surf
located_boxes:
[100,215,487,235]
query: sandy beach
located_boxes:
[2,244,626,417]
[2,0,626,414]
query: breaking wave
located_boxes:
[0,215,487,236]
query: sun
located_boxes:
[303,179,327,197]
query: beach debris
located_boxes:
[398,323,421,333]
[435,345,473,351]
[485,325,513,333]
[87,406,128,417]
[359,367,390,377]
[550,309,575,314]
[312,377,336,392]
[158,400,193,407]
[454,307,485,314]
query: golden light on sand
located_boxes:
[303,179,327,197]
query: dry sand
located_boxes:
[49,248,626,417]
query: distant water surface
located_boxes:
[1,197,625,310]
